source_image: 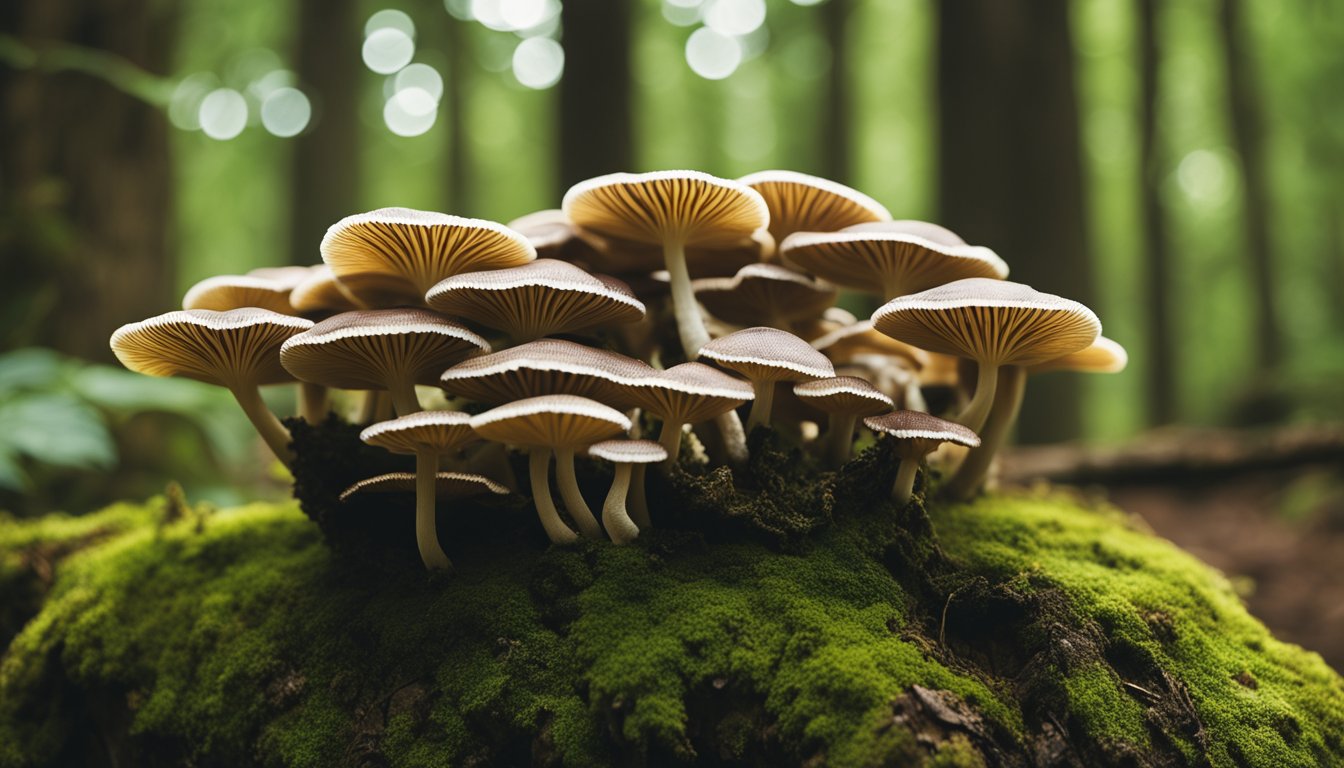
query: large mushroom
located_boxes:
[738,169,891,243]
[110,309,314,466]
[864,411,981,506]
[587,439,667,544]
[793,376,894,468]
[698,327,835,431]
[440,339,653,406]
[692,263,837,332]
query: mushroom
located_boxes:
[470,395,631,543]
[737,169,891,244]
[425,259,646,342]
[622,362,754,464]
[864,411,981,506]
[289,264,365,316]
[109,308,314,466]
[811,320,931,410]
[440,339,653,406]
[1026,335,1128,375]
[562,170,769,359]
[692,263,838,332]
[793,376,894,468]
[698,327,835,431]
[871,278,1101,433]
[361,411,484,571]
[338,471,510,502]
[280,309,489,417]
[183,273,306,315]
[321,207,536,308]
[586,439,667,544]
[506,209,603,265]
[572,226,773,280]
[781,221,1009,301]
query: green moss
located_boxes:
[2,479,1342,766]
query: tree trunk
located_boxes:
[935,0,1095,444]
[1217,0,1282,370]
[1138,0,1176,425]
[0,0,175,361]
[289,0,360,265]
[819,0,851,183]
[557,0,632,196]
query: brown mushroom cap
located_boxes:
[338,471,509,502]
[693,264,838,328]
[1028,335,1128,374]
[871,278,1101,368]
[470,394,631,449]
[781,221,1009,299]
[424,259,645,340]
[793,376,894,416]
[182,274,300,315]
[110,308,313,387]
[290,264,364,315]
[864,410,981,449]
[563,170,769,248]
[573,227,773,278]
[738,169,891,243]
[588,439,668,465]
[507,209,575,256]
[622,362,754,426]
[440,339,655,406]
[321,207,536,307]
[279,308,489,390]
[698,327,836,383]
[359,410,478,455]
[810,320,931,371]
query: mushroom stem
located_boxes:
[299,382,329,424]
[746,381,775,431]
[955,361,1000,433]
[824,413,858,468]
[628,464,652,528]
[663,239,711,359]
[945,366,1026,501]
[553,447,604,539]
[715,409,750,466]
[601,464,640,545]
[357,391,382,424]
[390,379,422,417]
[892,458,920,506]
[414,450,453,571]
[230,386,295,467]
[657,420,685,466]
[529,448,579,544]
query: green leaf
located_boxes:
[0,348,69,394]
[0,450,25,492]
[0,394,116,471]
[70,366,217,412]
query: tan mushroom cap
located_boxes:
[111,308,313,387]
[573,226,773,277]
[622,362,754,425]
[440,339,654,406]
[182,275,299,315]
[588,439,668,465]
[424,259,645,339]
[781,221,1009,299]
[507,209,576,257]
[247,266,315,288]
[321,207,536,307]
[338,471,509,502]
[793,376,894,416]
[279,308,489,390]
[698,327,836,383]
[563,170,769,248]
[872,279,1101,368]
[864,410,981,448]
[290,264,364,315]
[693,264,838,328]
[738,169,891,243]
[810,320,931,370]
[470,394,631,449]
[1028,335,1128,374]
[360,410,478,455]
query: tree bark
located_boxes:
[819,0,851,183]
[935,0,1095,444]
[0,0,175,361]
[557,0,632,196]
[1138,0,1176,425]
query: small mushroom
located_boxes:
[338,471,510,502]
[864,411,980,506]
[290,264,365,316]
[692,263,837,332]
[440,339,654,406]
[1027,335,1128,375]
[361,411,482,571]
[622,362,754,464]
[738,169,891,244]
[698,327,835,431]
[587,439,667,544]
[793,376,894,468]
[183,273,305,315]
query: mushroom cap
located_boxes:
[290,264,364,315]
[182,274,299,315]
[810,320,931,370]
[622,362,754,425]
[110,308,313,388]
[506,209,575,257]
[587,439,668,465]
[780,221,1008,296]
[470,394,631,449]
[279,308,490,390]
[321,207,536,307]
[440,339,654,406]
[871,278,1101,367]
[693,264,838,328]
[338,471,509,502]
[562,170,769,248]
[572,226,773,277]
[246,266,316,289]
[424,259,645,339]
[864,410,981,448]
[793,376,894,417]
[698,327,836,383]
[737,169,891,243]
[1028,335,1128,374]
[360,410,479,455]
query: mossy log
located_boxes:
[2,431,1342,767]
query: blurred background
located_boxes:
[1,0,1342,659]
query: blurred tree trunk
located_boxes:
[935,0,1095,444]
[819,0,850,183]
[558,0,632,196]
[289,0,360,264]
[1218,0,1282,369]
[0,0,175,361]
[1138,0,1176,425]
[444,15,469,213]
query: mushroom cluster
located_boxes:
[110,169,1126,572]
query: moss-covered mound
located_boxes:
[2,469,1343,766]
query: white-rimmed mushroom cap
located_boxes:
[622,362,754,425]
[793,376,894,416]
[440,339,654,406]
[360,410,478,455]
[563,170,769,248]
[425,259,645,340]
[290,264,364,315]
[693,263,837,328]
[871,278,1101,367]
[321,207,536,307]
[864,410,981,449]
[698,326,836,383]
[246,266,315,288]
[111,308,313,387]
[810,320,931,370]
[183,274,301,315]
[470,394,631,449]
[279,308,489,390]
[738,169,891,243]
[1028,335,1128,374]
[587,439,668,465]
[572,226,773,278]
[338,471,509,502]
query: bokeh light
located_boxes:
[198,88,249,140]
[363,27,416,75]
[395,63,445,102]
[383,87,439,136]
[365,9,416,39]
[512,37,565,89]
[444,0,474,21]
[168,73,220,131]
[259,87,312,137]
[499,0,549,30]
[703,0,766,37]
[662,0,702,27]
[685,27,741,80]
